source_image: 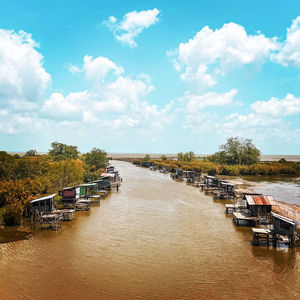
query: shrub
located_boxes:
[3,202,24,226]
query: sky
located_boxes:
[1,0,300,154]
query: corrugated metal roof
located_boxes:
[30,193,56,203]
[271,212,295,225]
[246,195,273,206]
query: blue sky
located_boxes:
[1,0,300,154]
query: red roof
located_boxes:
[246,195,273,206]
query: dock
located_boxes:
[39,214,63,230]
[232,212,257,226]
[252,228,272,245]
[52,209,75,221]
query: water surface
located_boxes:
[0,161,299,299]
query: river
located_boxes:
[0,160,300,299]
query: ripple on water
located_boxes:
[0,161,300,299]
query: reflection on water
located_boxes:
[244,176,300,205]
[1,161,300,299]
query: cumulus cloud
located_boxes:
[43,55,171,134]
[171,22,278,90]
[220,93,300,140]
[251,93,300,117]
[103,8,160,48]
[83,55,124,84]
[0,29,51,107]
[0,112,44,134]
[184,89,237,112]
[272,16,300,67]
[180,89,237,134]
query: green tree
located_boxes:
[48,142,80,161]
[25,149,37,156]
[208,137,260,165]
[47,159,84,190]
[177,152,184,161]
[177,151,195,162]
[139,154,151,165]
[85,148,108,170]
[161,155,168,161]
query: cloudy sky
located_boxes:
[1,0,300,154]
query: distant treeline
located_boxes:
[151,159,300,176]
[0,142,109,225]
[148,137,300,176]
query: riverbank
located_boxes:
[221,176,300,224]
[0,227,31,243]
[109,153,300,162]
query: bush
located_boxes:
[3,202,24,226]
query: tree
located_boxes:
[177,151,195,162]
[85,148,108,170]
[208,137,260,165]
[161,155,168,161]
[25,149,37,156]
[139,154,151,165]
[48,142,80,161]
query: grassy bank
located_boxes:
[150,159,300,176]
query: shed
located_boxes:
[106,165,115,173]
[204,175,220,187]
[30,193,56,213]
[94,177,111,190]
[272,212,297,236]
[245,195,273,217]
[60,186,79,205]
[220,181,235,195]
[79,183,97,198]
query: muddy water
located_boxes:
[245,176,300,205]
[0,161,300,299]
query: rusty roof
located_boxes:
[246,195,273,206]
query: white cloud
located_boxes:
[172,22,278,89]
[184,89,237,112]
[0,112,44,134]
[220,93,300,140]
[42,55,171,135]
[68,64,81,74]
[0,29,51,107]
[251,93,300,117]
[103,8,160,48]
[272,16,300,67]
[83,55,124,84]
[42,91,88,120]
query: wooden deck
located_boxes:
[233,212,257,226]
[52,209,75,221]
[88,195,101,204]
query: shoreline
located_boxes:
[226,176,300,224]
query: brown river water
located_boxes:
[1,160,300,299]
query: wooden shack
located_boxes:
[94,176,111,190]
[252,213,298,247]
[213,181,235,199]
[202,175,221,193]
[60,186,79,208]
[171,168,183,180]
[186,171,201,183]
[159,165,169,173]
[204,175,220,187]
[106,165,115,173]
[79,183,97,199]
[272,212,297,237]
[245,195,273,220]
[30,193,56,214]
